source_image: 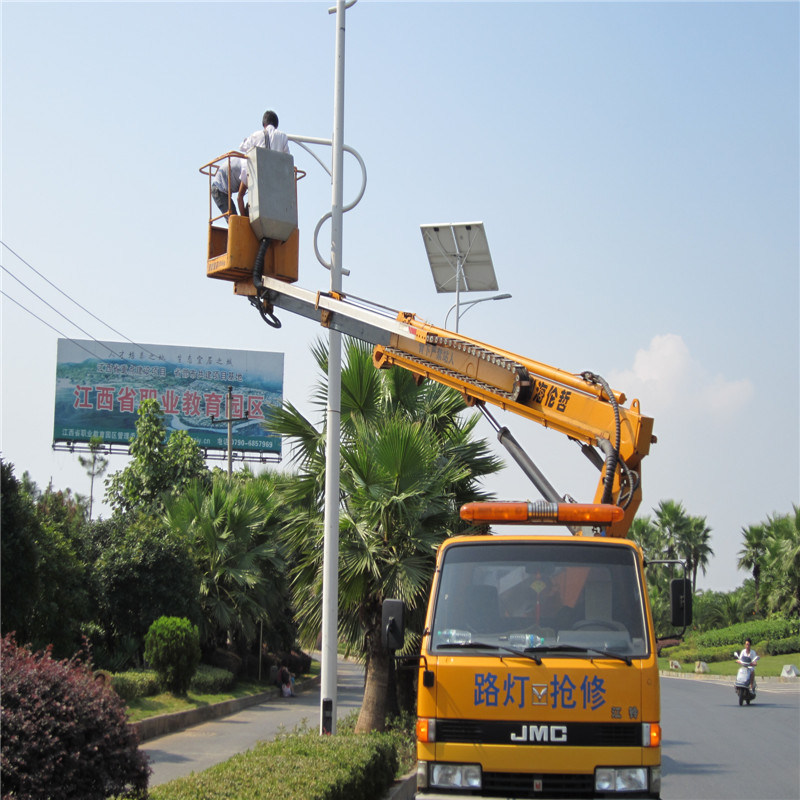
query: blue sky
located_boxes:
[1,1,797,591]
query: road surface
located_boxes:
[144,667,799,798]
[660,675,800,800]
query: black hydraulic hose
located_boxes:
[248,238,281,328]
[252,237,270,291]
[581,371,620,505]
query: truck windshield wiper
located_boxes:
[438,641,542,665]
[527,644,632,666]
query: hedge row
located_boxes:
[661,643,739,664]
[693,618,800,648]
[146,727,398,800]
[764,636,800,656]
[111,665,235,702]
[663,635,800,664]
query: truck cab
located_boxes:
[413,533,662,799]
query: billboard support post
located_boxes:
[210,386,250,478]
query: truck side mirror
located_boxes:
[382,598,405,651]
[670,578,693,628]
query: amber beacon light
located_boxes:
[460,501,625,526]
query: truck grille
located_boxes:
[483,771,595,798]
[435,719,642,747]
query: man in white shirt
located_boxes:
[239,110,290,155]
[236,110,291,215]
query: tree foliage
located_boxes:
[630,499,714,632]
[692,584,756,630]
[1,464,93,657]
[633,502,800,634]
[1,462,40,642]
[92,515,201,668]
[104,399,209,515]
[164,472,289,653]
[753,506,800,617]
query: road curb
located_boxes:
[660,670,799,685]
[131,675,321,743]
[383,770,417,800]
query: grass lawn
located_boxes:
[127,661,321,723]
[126,680,272,722]
[658,652,800,678]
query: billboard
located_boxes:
[54,339,283,457]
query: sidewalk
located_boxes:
[142,657,365,787]
[133,673,320,743]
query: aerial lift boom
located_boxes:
[201,150,655,538]
[246,274,653,538]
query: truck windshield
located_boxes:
[430,541,650,658]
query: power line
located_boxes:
[1,263,124,359]
[0,289,103,361]
[0,239,160,359]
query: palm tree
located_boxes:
[738,523,767,615]
[629,515,662,560]
[680,515,714,594]
[653,499,691,563]
[268,337,502,732]
[164,473,287,651]
[761,507,800,617]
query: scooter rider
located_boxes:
[736,638,758,690]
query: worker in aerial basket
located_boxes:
[236,110,291,215]
[210,156,246,217]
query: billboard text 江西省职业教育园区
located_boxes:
[53,339,283,456]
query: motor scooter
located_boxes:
[733,650,759,705]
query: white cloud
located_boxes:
[611,333,753,423]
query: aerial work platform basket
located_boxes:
[200,150,304,291]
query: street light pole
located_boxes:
[320,0,353,737]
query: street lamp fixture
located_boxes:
[445,292,512,331]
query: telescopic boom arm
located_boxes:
[250,276,654,537]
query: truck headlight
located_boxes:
[595,767,648,792]
[430,763,482,789]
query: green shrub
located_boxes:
[1,634,149,799]
[111,668,160,702]
[144,617,200,696]
[149,726,397,800]
[764,635,800,656]
[189,664,236,694]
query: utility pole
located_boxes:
[210,386,249,477]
